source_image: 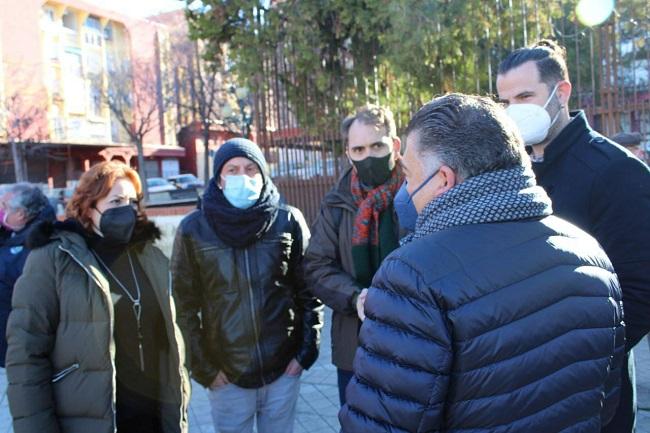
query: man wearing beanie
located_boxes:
[171,138,323,433]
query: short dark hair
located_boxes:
[498,39,569,89]
[341,104,396,143]
[405,93,528,181]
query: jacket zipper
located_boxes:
[244,250,266,385]
[58,245,118,432]
[51,363,80,383]
[168,269,189,429]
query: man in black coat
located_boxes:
[497,39,650,433]
[172,138,323,433]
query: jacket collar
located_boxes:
[25,218,163,293]
[534,110,590,178]
[26,219,160,250]
[2,206,56,247]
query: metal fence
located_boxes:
[251,0,650,225]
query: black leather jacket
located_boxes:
[171,205,323,388]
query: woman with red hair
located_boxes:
[5,161,189,433]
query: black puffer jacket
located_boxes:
[340,216,624,432]
[532,111,650,349]
[171,205,323,388]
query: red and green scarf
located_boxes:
[350,165,404,288]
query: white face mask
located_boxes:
[505,83,562,146]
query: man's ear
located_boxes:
[557,80,572,107]
[392,136,401,156]
[437,166,457,194]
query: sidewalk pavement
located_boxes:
[0,308,649,432]
[0,308,342,433]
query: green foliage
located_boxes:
[186,0,647,133]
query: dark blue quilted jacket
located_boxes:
[339,215,625,433]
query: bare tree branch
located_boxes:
[100,59,172,199]
[1,92,48,182]
[170,38,234,181]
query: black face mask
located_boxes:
[352,153,396,188]
[97,205,137,244]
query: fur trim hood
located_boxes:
[26,218,161,250]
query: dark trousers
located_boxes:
[337,368,354,407]
[602,350,636,433]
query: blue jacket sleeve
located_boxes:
[339,257,453,433]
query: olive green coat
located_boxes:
[5,226,190,433]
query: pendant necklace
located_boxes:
[94,251,145,372]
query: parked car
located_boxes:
[146,177,178,193]
[167,173,204,190]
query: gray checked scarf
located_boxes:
[401,166,553,245]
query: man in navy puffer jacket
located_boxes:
[339,93,625,433]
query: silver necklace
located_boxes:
[93,251,145,372]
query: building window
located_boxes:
[63,51,86,114]
[53,117,65,140]
[84,16,102,47]
[42,7,55,25]
[104,25,113,41]
[62,11,76,31]
[64,50,82,78]
[89,82,102,117]
[87,52,102,75]
[84,16,101,31]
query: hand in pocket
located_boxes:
[210,370,230,390]
[284,358,303,377]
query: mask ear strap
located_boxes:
[549,107,562,126]
[409,168,440,201]
[543,82,561,109]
